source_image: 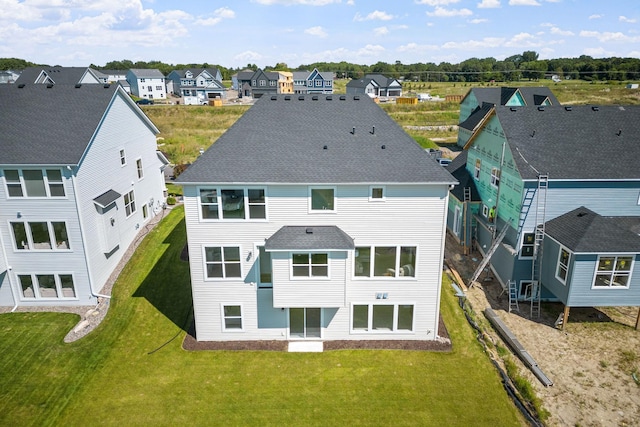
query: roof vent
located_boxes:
[18,83,25,88]
[270,95,277,100]
[323,145,328,150]
[577,211,588,217]
[616,129,622,136]
[592,106,599,111]
[353,95,360,100]
[284,95,291,101]
[350,127,355,135]
[298,95,305,101]
[46,83,54,88]
[510,107,517,112]
[305,227,313,234]
[381,145,386,149]
[530,130,536,138]
[103,84,110,89]
[537,106,545,111]
[326,95,333,100]
[75,83,82,88]
[339,95,346,101]
[312,95,318,101]
[564,106,572,111]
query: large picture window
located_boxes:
[593,255,633,288]
[292,253,328,277]
[18,273,76,299]
[309,187,335,212]
[354,245,416,278]
[199,188,266,220]
[351,304,414,332]
[11,221,70,251]
[204,246,241,279]
[4,169,65,198]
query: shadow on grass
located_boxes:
[132,217,193,332]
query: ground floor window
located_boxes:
[351,304,414,332]
[18,273,76,299]
[593,255,633,288]
[556,247,570,283]
[222,305,243,331]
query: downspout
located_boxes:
[68,166,111,300]
[0,226,20,312]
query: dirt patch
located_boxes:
[444,231,640,427]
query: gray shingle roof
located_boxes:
[496,105,640,180]
[464,86,560,107]
[265,226,354,251]
[545,206,640,253]
[15,67,96,85]
[177,94,456,184]
[129,69,165,78]
[93,189,122,208]
[459,103,494,131]
[0,84,147,165]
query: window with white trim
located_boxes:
[292,253,328,277]
[120,149,126,166]
[204,246,241,279]
[556,247,570,283]
[222,305,243,330]
[124,190,136,217]
[474,159,481,180]
[18,273,76,299]
[259,80,266,86]
[354,245,416,278]
[136,158,144,179]
[11,221,70,251]
[369,186,385,201]
[198,188,266,220]
[351,304,414,332]
[4,169,65,198]
[309,187,335,212]
[593,255,633,288]
[490,167,500,188]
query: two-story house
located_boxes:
[293,68,333,94]
[15,67,102,85]
[126,69,167,100]
[0,84,167,308]
[236,69,293,98]
[166,68,225,104]
[346,74,402,99]
[448,104,640,327]
[176,94,456,348]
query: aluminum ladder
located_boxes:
[508,280,519,313]
[470,226,508,286]
[530,174,548,318]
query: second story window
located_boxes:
[124,190,136,217]
[309,187,335,212]
[120,149,126,166]
[355,245,416,278]
[491,167,501,187]
[204,246,241,279]
[11,221,70,251]
[199,188,267,220]
[474,159,481,180]
[4,169,66,198]
[136,158,144,179]
[292,253,328,277]
[259,80,266,86]
[520,233,535,257]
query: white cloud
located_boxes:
[580,30,640,43]
[426,7,473,17]
[442,37,505,49]
[619,16,637,23]
[234,50,264,62]
[469,18,488,24]
[477,0,500,8]
[304,25,327,37]
[374,26,389,36]
[397,42,439,53]
[346,0,354,4]
[589,14,602,20]
[415,0,460,5]
[508,0,540,5]
[195,7,235,26]
[354,10,394,21]
[252,0,340,5]
[550,27,574,36]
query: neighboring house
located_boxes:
[236,69,293,98]
[0,70,20,84]
[293,68,333,94]
[166,69,225,105]
[126,69,167,100]
[94,69,128,84]
[15,67,102,85]
[346,74,402,98]
[176,94,456,346]
[447,104,640,325]
[0,83,167,308]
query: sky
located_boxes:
[1,0,639,69]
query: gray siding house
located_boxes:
[166,68,225,104]
[177,94,456,346]
[15,67,102,85]
[293,68,333,94]
[346,74,402,98]
[0,84,167,308]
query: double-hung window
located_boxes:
[556,247,570,283]
[309,187,335,212]
[204,246,241,279]
[222,305,243,330]
[520,233,535,257]
[124,190,136,217]
[593,255,633,288]
[491,167,500,187]
[136,158,144,179]
[354,245,416,278]
[199,188,266,220]
[474,159,481,180]
[292,253,328,277]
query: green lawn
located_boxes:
[0,207,522,426]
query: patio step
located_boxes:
[288,341,324,352]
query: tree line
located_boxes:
[2,51,640,82]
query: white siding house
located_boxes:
[126,69,167,100]
[0,83,167,308]
[177,94,456,345]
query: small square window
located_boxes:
[370,186,385,201]
[310,187,335,212]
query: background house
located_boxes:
[346,74,402,99]
[126,69,167,100]
[448,103,640,325]
[0,70,20,84]
[166,68,225,104]
[0,83,167,307]
[176,94,456,347]
[293,68,333,94]
[235,69,294,98]
[15,67,102,85]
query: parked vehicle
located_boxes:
[136,98,154,105]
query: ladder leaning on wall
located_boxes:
[529,174,549,318]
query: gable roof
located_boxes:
[265,226,355,251]
[169,68,220,80]
[447,151,481,202]
[545,206,640,253]
[177,94,456,185]
[128,69,165,79]
[462,87,560,107]
[496,105,640,180]
[0,84,158,166]
[15,67,99,85]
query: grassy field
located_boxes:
[0,207,523,426]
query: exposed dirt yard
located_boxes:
[444,232,640,427]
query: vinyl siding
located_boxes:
[183,182,449,341]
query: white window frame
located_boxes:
[474,159,481,180]
[482,204,489,218]
[369,186,385,201]
[350,303,415,334]
[290,252,330,279]
[3,168,66,198]
[308,186,336,213]
[198,187,267,221]
[136,158,144,180]
[591,255,634,289]
[203,245,242,280]
[353,245,417,279]
[556,246,570,284]
[124,190,136,217]
[221,304,244,332]
[119,149,126,166]
[10,221,71,251]
[490,167,500,188]
[16,272,77,300]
